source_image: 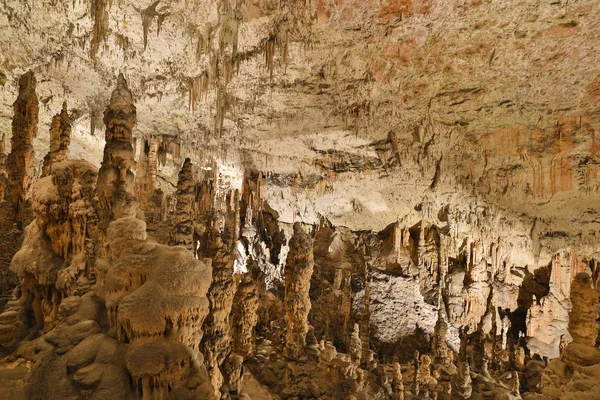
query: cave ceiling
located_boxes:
[1,0,600,263]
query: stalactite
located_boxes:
[90,0,108,62]
[140,1,169,50]
[265,37,276,79]
[188,72,209,112]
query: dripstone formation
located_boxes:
[1,16,600,395]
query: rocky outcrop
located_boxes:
[284,222,314,360]
[41,102,71,178]
[5,71,38,228]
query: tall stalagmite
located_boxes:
[231,258,262,359]
[568,272,598,346]
[171,157,195,249]
[200,193,239,397]
[95,73,137,255]
[284,222,314,360]
[6,71,38,227]
[41,102,72,177]
[0,132,7,200]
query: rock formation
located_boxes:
[284,222,314,360]
[200,193,239,397]
[568,272,598,346]
[5,71,38,228]
[41,102,71,177]
[95,73,137,255]
[170,157,194,249]
[1,2,600,397]
[231,259,261,360]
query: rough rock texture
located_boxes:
[170,157,194,249]
[95,73,137,255]
[5,71,38,228]
[568,272,598,346]
[199,193,240,397]
[284,222,314,360]
[41,102,71,178]
[231,259,261,360]
[1,2,600,398]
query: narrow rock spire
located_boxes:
[284,222,314,360]
[42,101,71,177]
[6,70,38,226]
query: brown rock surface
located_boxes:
[284,222,314,360]
[41,102,71,178]
[5,71,38,228]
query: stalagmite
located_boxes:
[349,323,362,365]
[568,272,598,346]
[201,194,239,397]
[0,132,7,200]
[433,307,449,363]
[284,222,314,360]
[392,361,405,400]
[95,73,137,255]
[453,361,472,399]
[41,102,71,177]
[6,71,38,227]
[231,258,262,359]
[512,370,521,396]
[170,158,194,249]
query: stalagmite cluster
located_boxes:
[1,1,600,397]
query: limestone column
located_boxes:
[284,222,314,360]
